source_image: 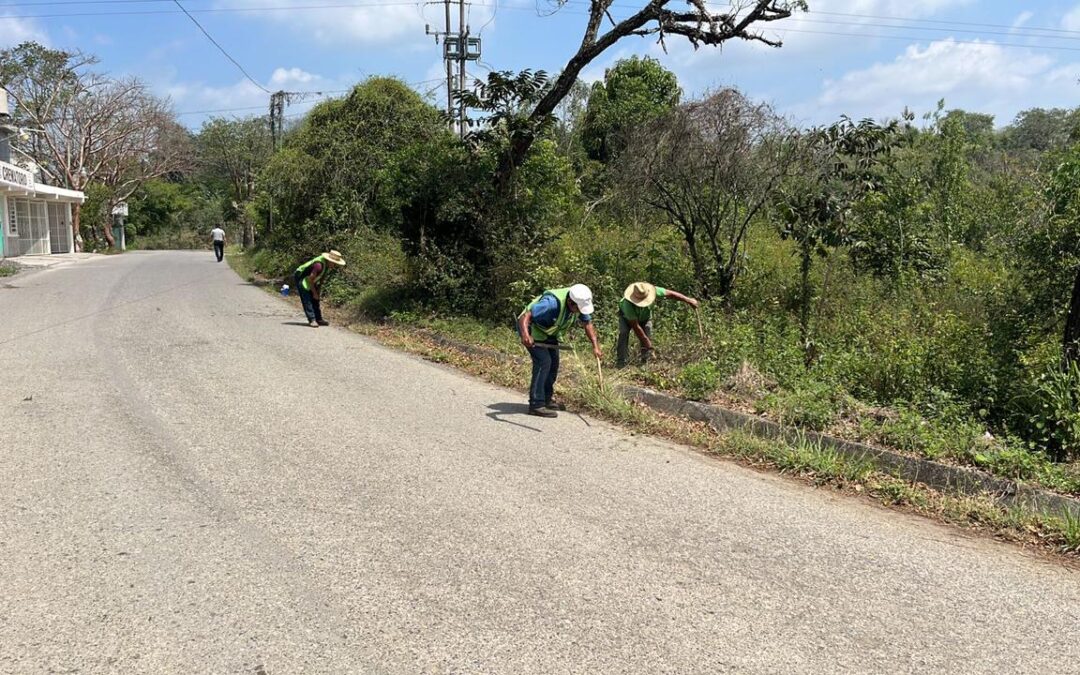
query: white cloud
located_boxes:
[218,0,491,47]
[810,39,1076,125]
[269,67,317,87]
[0,15,49,47]
[1063,3,1080,31]
[164,67,358,125]
[627,0,976,98]
[1011,11,1034,30]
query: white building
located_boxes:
[0,159,85,258]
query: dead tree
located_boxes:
[1,43,191,249]
[498,0,803,180]
[619,89,797,298]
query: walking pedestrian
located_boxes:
[293,250,346,328]
[616,282,699,368]
[517,284,603,417]
[211,225,226,262]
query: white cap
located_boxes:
[567,283,594,315]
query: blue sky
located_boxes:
[3,0,1080,129]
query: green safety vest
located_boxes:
[519,287,575,342]
[295,255,329,291]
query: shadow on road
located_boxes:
[281,321,313,327]
[486,402,542,433]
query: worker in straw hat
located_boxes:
[293,250,346,328]
[617,282,699,368]
[517,284,603,418]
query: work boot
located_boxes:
[528,407,557,418]
[308,320,319,328]
[544,400,567,411]
[316,319,330,326]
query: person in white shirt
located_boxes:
[210,226,226,262]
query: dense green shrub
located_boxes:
[677,361,722,401]
[1028,363,1080,461]
[759,378,852,431]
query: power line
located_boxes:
[0,1,487,19]
[5,2,1080,45]
[173,82,436,116]
[171,0,270,94]
[176,104,268,116]
[5,0,1080,44]
[4,0,1080,55]
[767,26,1080,54]
[805,9,1080,37]
[796,16,1080,43]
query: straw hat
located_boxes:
[323,250,346,266]
[623,282,656,308]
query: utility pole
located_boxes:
[444,0,453,122]
[458,0,467,138]
[425,0,481,137]
[269,91,286,151]
[267,90,286,238]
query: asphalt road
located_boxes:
[1,251,1078,674]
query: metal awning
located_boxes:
[33,183,85,204]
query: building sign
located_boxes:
[0,160,33,191]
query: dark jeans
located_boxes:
[213,240,224,262]
[294,273,323,323]
[526,340,560,409]
[616,316,652,367]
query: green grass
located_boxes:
[0,263,17,277]
[1051,511,1080,553]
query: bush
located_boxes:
[677,361,722,400]
[1028,362,1080,461]
[760,379,852,431]
[129,228,205,250]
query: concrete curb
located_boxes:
[620,384,1080,521]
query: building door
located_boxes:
[47,203,70,253]
[25,201,49,255]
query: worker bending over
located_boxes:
[293,250,346,328]
[617,282,698,368]
[518,284,603,418]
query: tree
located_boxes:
[619,88,795,298]
[198,117,272,247]
[1041,143,1080,367]
[257,77,447,253]
[0,42,192,249]
[551,77,590,158]
[776,116,906,363]
[580,56,680,163]
[497,0,804,179]
[1001,107,1080,153]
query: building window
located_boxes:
[7,199,20,235]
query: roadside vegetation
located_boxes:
[229,58,1080,500]
[234,249,1080,557]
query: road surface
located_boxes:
[1,251,1078,673]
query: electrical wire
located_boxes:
[764,26,1080,54]
[174,80,442,116]
[795,16,1080,43]
[171,0,271,93]
[475,0,496,36]
[805,9,1080,37]
[4,0,1080,44]
[3,0,1077,57]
